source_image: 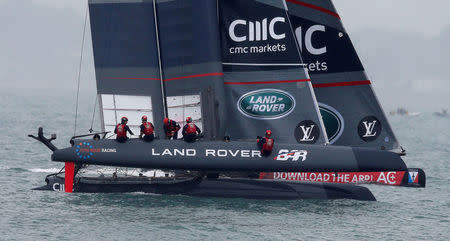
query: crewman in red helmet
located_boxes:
[114,117,134,143]
[257,130,274,156]
[163,117,181,140]
[182,117,201,142]
[139,115,154,142]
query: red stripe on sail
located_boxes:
[286,0,341,19]
[106,73,224,82]
[107,77,161,80]
[163,73,224,82]
[313,80,371,88]
[65,162,75,193]
[224,79,310,85]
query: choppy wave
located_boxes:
[28,168,62,173]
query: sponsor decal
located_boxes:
[237,89,295,119]
[408,171,419,183]
[76,142,97,159]
[229,17,286,42]
[357,116,382,142]
[52,183,65,192]
[75,142,116,159]
[295,25,328,72]
[262,171,405,185]
[294,120,320,144]
[228,17,288,55]
[151,148,262,158]
[289,14,365,73]
[274,150,307,162]
[319,103,344,143]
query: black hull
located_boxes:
[35,176,376,201]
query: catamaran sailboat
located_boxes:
[31,0,425,201]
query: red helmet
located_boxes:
[265,130,272,137]
[164,117,169,125]
[186,117,192,123]
[141,115,147,121]
[121,117,128,123]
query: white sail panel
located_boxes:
[101,94,153,135]
[167,95,203,139]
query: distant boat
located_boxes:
[390,108,420,116]
[433,109,449,118]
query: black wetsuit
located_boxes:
[258,137,274,156]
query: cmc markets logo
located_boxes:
[319,103,344,143]
[237,89,295,119]
[75,142,100,159]
[229,17,286,42]
[295,25,327,55]
[295,24,331,72]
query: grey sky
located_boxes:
[0,0,449,111]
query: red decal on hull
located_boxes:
[260,171,406,186]
[65,162,75,193]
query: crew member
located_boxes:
[139,115,154,142]
[163,117,181,140]
[257,130,274,156]
[114,117,134,143]
[182,117,201,142]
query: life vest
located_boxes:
[142,122,154,135]
[116,124,127,138]
[262,137,274,152]
[165,120,180,134]
[185,123,197,135]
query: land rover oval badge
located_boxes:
[237,89,296,119]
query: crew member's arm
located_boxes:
[182,125,187,136]
[139,124,144,138]
[196,125,201,134]
[114,125,118,134]
[163,124,169,136]
[126,125,134,136]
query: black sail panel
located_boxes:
[286,0,400,151]
[220,0,328,144]
[89,0,165,135]
[155,0,226,140]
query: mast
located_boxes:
[152,0,168,118]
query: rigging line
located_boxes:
[89,94,98,133]
[73,5,89,136]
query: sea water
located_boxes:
[0,89,449,240]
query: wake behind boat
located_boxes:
[31,0,425,201]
